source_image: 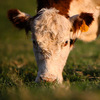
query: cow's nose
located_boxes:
[40,76,56,83]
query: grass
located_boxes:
[0,0,100,100]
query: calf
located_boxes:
[8,0,100,83]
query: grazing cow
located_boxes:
[8,0,100,83]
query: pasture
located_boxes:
[0,0,100,100]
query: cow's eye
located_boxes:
[70,28,73,32]
[64,41,68,46]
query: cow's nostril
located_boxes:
[40,76,56,83]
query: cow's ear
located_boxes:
[72,12,94,33]
[7,9,31,35]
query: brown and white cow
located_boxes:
[8,0,100,83]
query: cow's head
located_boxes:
[8,8,94,83]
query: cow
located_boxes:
[8,0,100,83]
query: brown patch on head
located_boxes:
[37,0,73,18]
[79,12,94,26]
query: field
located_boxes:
[0,0,100,100]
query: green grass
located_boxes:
[0,0,100,100]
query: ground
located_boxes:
[0,0,100,100]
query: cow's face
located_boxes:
[32,8,72,83]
